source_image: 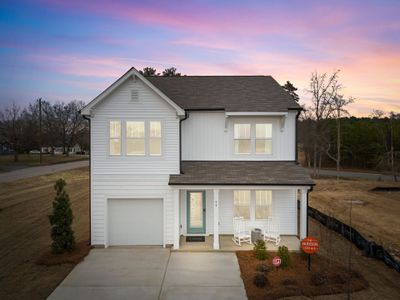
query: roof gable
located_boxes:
[81,68,185,116]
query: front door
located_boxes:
[187,191,206,234]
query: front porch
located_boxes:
[176,235,300,251]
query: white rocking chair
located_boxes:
[263,219,281,245]
[232,217,252,246]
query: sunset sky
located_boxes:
[1,0,399,116]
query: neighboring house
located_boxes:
[81,67,314,249]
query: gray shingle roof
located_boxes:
[169,161,314,186]
[146,76,301,112]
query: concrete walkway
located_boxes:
[48,248,247,300]
[0,160,88,183]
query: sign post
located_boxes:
[301,237,319,271]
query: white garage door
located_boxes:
[108,199,163,246]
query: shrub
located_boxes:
[256,263,271,273]
[311,272,328,286]
[253,273,268,288]
[253,240,268,260]
[277,245,291,268]
[282,277,297,286]
[48,179,76,253]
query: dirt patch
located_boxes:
[236,251,368,300]
[309,179,400,259]
[0,167,89,300]
[36,240,91,266]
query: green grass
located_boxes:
[0,154,88,172]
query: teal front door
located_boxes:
[187,191,206,234]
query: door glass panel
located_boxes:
[190,192,203,228]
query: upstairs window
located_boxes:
[126,121,145,155]
[109,121,121,156]
[149,121,162,156]
[234,190,251,219]
[255,190,272,219]
[234,124,251,154]
[255,124,272,154]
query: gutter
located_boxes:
[179,111,189,174]
[295,109,302,162]
[306,186,313,237]
[82,114,91,246]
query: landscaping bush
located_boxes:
[48,179,76,253]
[253,273,268,288]
[311,272,328,286]
[277,245,291,268]
[256,263,271,273]
[253,240,268,260]
[282,277,297,286]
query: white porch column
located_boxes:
[213,189,220,249]
[173,189,180,250]
[300,188,308,240]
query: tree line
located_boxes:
[289,70,399,180]
[0,100,88,162]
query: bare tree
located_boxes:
[0,102,24,162]
[306,70,341,177]
[326,95,355,179]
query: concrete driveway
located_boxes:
[48,248,247,300]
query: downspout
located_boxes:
[306,186,313,237]
[295,109,302,163]
[179,111,189,174]
[82,114,91,246]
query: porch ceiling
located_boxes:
[169,161,315,186]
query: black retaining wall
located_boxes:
[308,206,400,273]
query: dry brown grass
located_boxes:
[310,179,400,259]
[0,167,89,300]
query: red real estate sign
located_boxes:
[301,237,319,254]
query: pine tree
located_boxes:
[49,179,76,253]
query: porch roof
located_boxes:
[169,161,315,186]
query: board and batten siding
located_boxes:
[179,188,297,236]
[181,111,296,160]
[90,78,180,246]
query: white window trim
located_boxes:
[233,190,273,221]
[255,123,273,155]
[232,121,274,156]
[233,190,251,220]
[109,120,122,156]
[107,119,164,157]
[255,190,272,220]
[126,121,146,156]
[149,120,162,156]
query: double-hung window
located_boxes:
[149,121,162,156]
[234,124,251,154]
[255,190,272,219]
[126,121,145,155]
[233,190,251,219]
[109,121,121,155]
[255,124,272,154]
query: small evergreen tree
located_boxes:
[277,245,291,268]
[253,239,268,260]
[49,179,75,253]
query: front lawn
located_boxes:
[236,250,369,300]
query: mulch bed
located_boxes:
[236,251,369,300]
[36,240,91,266]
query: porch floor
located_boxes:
[176,235,300,251]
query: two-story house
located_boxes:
[81,67,314,250]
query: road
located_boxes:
[0,160,89,183]
[308,168,397,182]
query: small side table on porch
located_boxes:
[251,228,262,243]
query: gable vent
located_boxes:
[131,89,139,102]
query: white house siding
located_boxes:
[179,188,297,236]
[181,111,296,161]
[90,78,180,246]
